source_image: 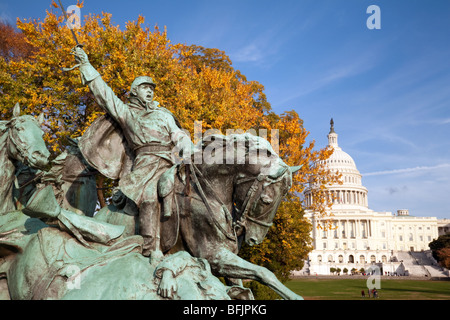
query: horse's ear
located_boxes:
[37,113,45,125]
[13,102,20,118]
[289,165,302,174]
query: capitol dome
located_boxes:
[321,119,363,186]
[305,119,368,209]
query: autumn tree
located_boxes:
[429,234,450,268]
[0,3,341,298]
[0,21,35,62]
[436,248,450,269]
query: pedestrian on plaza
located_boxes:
[373,289,378,298]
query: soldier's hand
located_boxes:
[157,269,177,299]
[70,45,89,65]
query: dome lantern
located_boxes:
[328,118,339,148]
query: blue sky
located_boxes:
[1,0,450,219]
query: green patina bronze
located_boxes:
[0,47,303,300]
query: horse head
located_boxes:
[5,103,49,170]
[194,132,302,247]
[231,136,302,246]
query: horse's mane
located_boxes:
[196,132,290,180]
[0,116,39,142]
[0,120,9,134]
[198,132,276,156]
[0,120,10,144]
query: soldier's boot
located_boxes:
[139,200,164,263]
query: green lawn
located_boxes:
[286,277,450,300]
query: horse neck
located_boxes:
[192,163,236,208]
[193,161,264,211]
[195,133,276,208]
[0,131,17,213]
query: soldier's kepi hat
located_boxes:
[130,76,156,92]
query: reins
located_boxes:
[188,163,237,242]
[185,162,279,243]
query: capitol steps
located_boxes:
[397,251,449,278]
[410,251,449,277]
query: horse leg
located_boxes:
[224,277,243,287]
[0,276,11,300]
[209,248,303,300]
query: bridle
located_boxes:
[233,167,288,231]
[187,163,287,243]
[233,174,274,229]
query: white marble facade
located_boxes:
[301,120,442,276]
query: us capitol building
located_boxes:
[298,120,449,277]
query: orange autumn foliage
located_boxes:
[0,6,341,284]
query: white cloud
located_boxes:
[276,53,378,106]
[0,12,12,24]
[230,4,321,66]
[233,43,263,63]
[363,163,450,177]
[364,169,450,219]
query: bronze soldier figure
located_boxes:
[71,46,193,260]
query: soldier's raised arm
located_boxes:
[71,46,128,123]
